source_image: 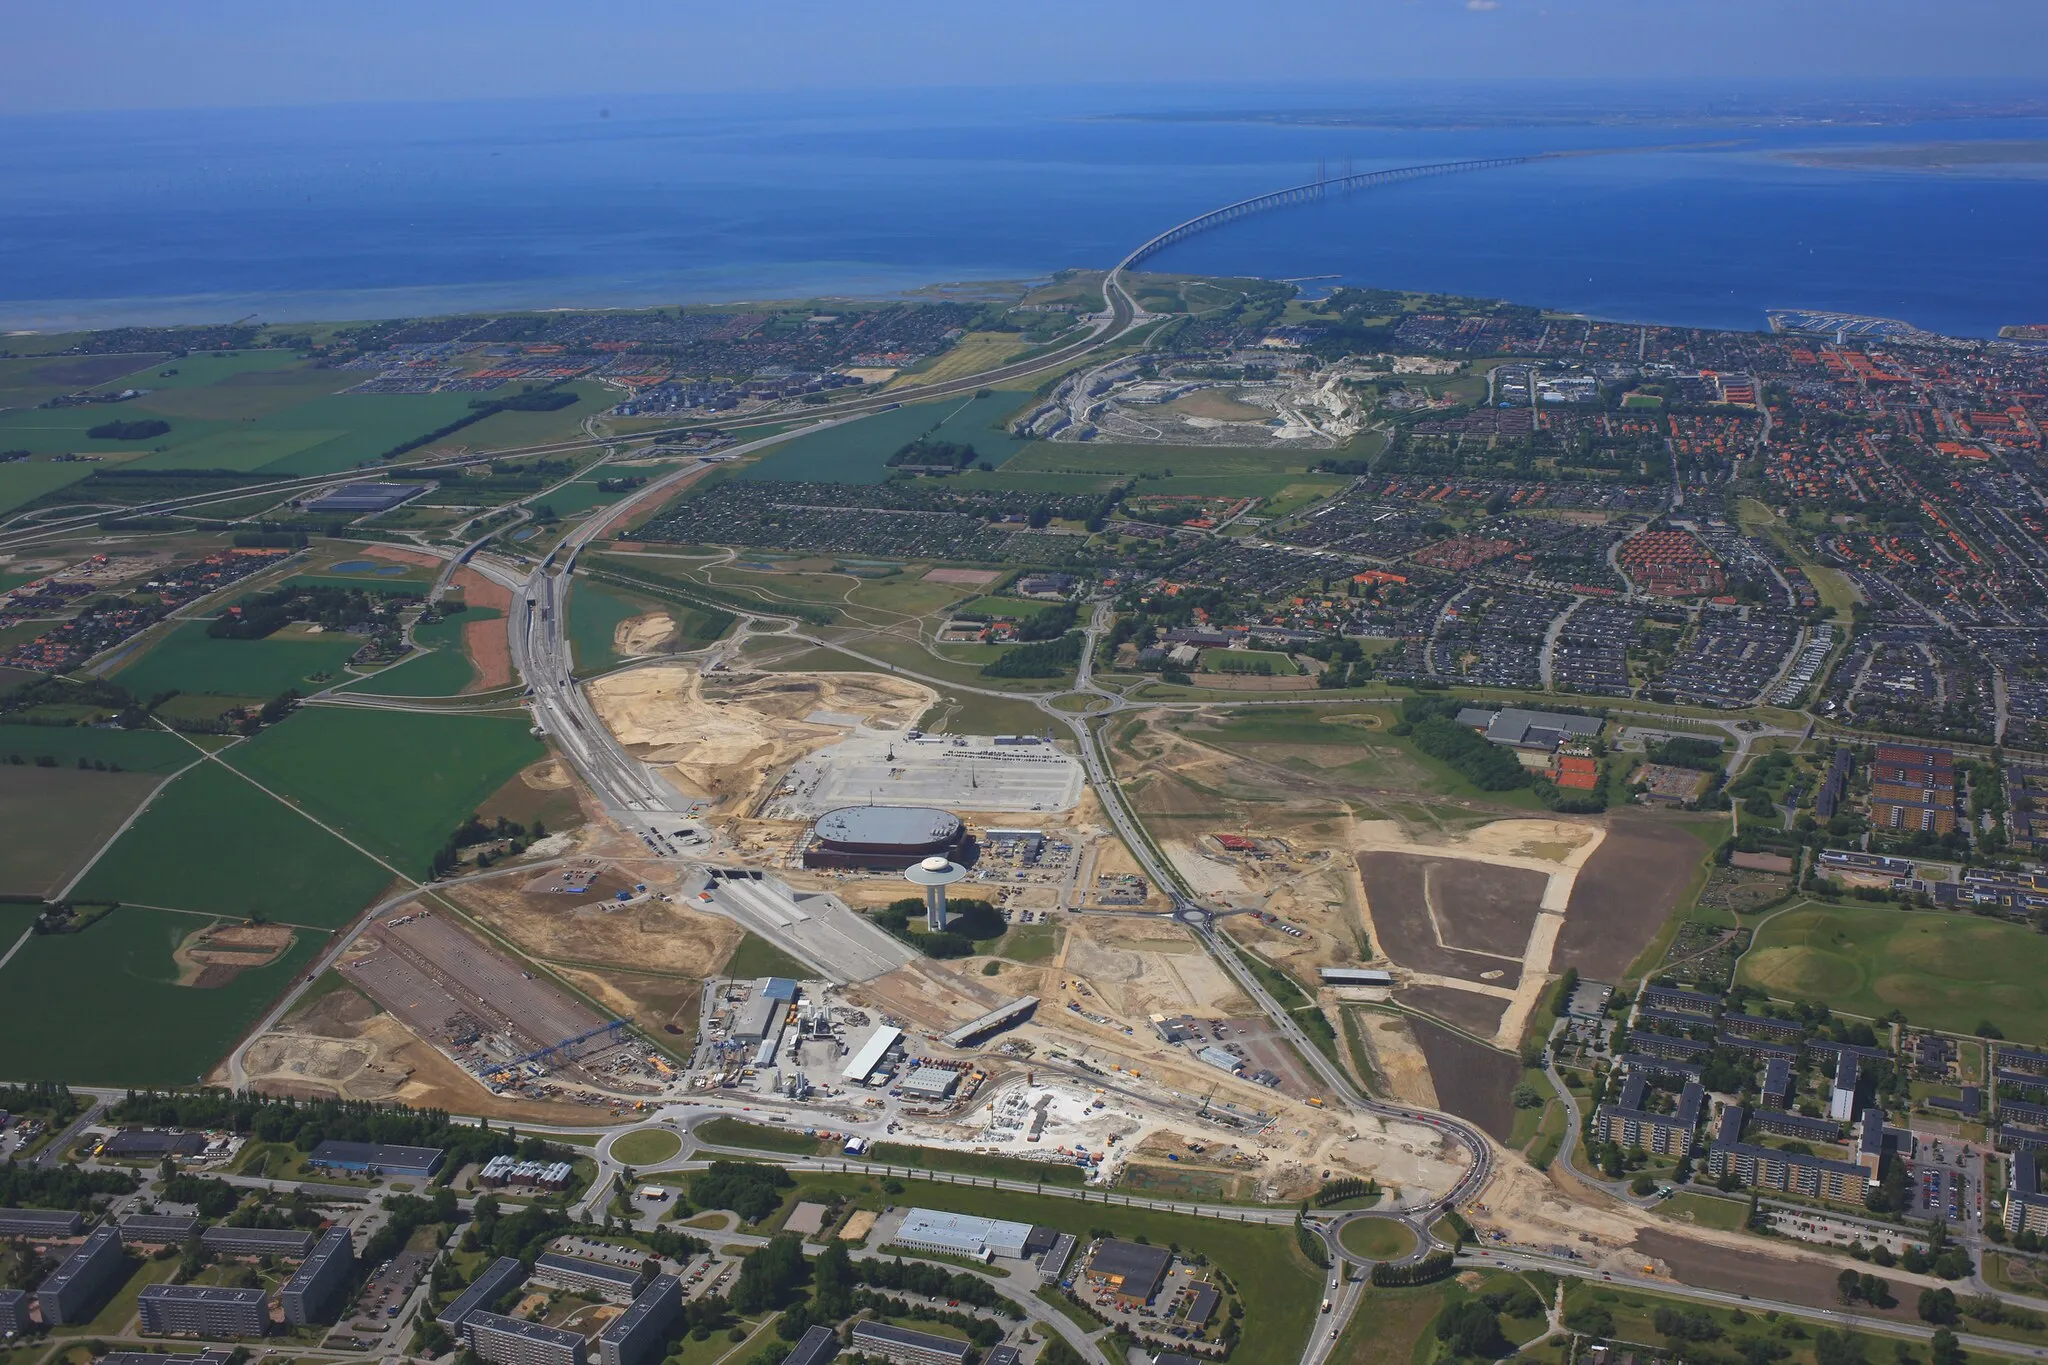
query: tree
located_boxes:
[1930,1330,1966,1365]
[1919,1288,1959,1326]
[1433,1301,1502,1359]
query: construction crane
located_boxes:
[483,1020,629,1083]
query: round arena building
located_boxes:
[803,804,968,871]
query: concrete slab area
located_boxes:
[682,869,915,983]
[763,735,1084,820]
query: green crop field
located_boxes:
[0,461,110,515]
[0,766,167,898]
[740,390,1030,484]
[75,759,395,928]
[0,904,327,1087]
[227,707,543,877]
[114,622,364,698]
[0,723,195,772]
[537,480,633,517]
[1740,903,2048,1041]
[455,381,612,451]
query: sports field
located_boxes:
[0,904,327,1087]
[1740,903,2048,1041]
[115,622,364,698]
[227,707,544,877]
[75,759,395,928]
[740,390,1030,484]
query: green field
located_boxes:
[344,609,499,698]
[1336,1217,1418,1261]
[75,759,395,927]
[740,391,1031,484]
[0,904,328,1086]
[866,1142,1088,1186]
[722,932,816,981]
[569,580,664,673]
[1740,903,2048,1041]
[226,707,543,877]
[115,622,364,698]
[693,1116,828,1155]
[0,723,196,772]
[610,1127,684,1166]
[0,460,110,515]
[999,442,1319,478]
[454,381,611,452]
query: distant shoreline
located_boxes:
[1777,139,2048,177]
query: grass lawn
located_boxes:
[1337,1217,1417,1260]
[693,1116,829,1155]
[1660,1190,1752,1231]
[227,707,543,878]
[114,622,365,697]
[0,905,327,1086]
[722,932,814,981]
[866,1142,1087,1186]
[569,579,666,673]
[1739,902,2048,1041]
[611,1128,684,1166]
[76,758,395,927]
[794,1171,1319,1365]
[996,923,1061,963]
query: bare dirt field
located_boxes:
[616,612,677,658]
[1554,815,1713,981]
[922,568,1001,586]
[1631,1228,1923,1325]
[1164,389,1271,422]
[450,567,515,692]
[236,978,603,1123]
[586,663,933,810]
[1057,915,1251,1020]
[1409,1017,1521,1143]
[1395,984,1509,1039]
[1360,853,1545,989]
[1353,1009,1439,1108]
[173,922,295,988]
[364,545,442,570]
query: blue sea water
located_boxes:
[4,84,2047,337]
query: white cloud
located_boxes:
[1466,0,1501,9]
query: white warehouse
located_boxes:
[895,1208,1036,1261]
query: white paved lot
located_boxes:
[767,736,1084,818]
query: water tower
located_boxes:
[903,855,968,932]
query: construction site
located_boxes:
[1014,354,1378,449]
[336,907,668,1100]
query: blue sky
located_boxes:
[5,0,2046,112]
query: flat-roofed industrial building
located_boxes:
[465,1311,589,1365]
[894,1208,1041,1261]
[843,1025,904,1084]
[306,1140,445,1179]
[281,1225,354,1326]
[1084,1238,1172,1304]
[598,1274,681,1365]
[138,1284,269,1337]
